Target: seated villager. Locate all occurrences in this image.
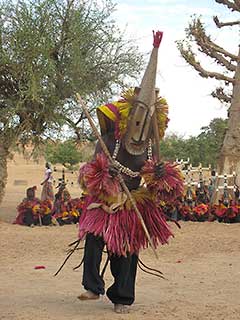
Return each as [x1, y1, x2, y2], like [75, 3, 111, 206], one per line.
[52, 182, 80, 225]
[181, 184, 209, 222]
[184, 184, 196, 206]
[208, 178, 215, 202]
[213, 198, 240, 224]
[180, 185, 195, 221]
[13, 186, 53, 226]
[195, 183, 209, 205]
[173, 197, 184, 221]
[34, 199, 53, 226]
[70, 196, 84, 223]
[192, 203, 209, 222]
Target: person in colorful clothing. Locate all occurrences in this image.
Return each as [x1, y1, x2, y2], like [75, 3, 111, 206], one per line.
[77, 31, 184, 313]
[13, 186, 52, 226]
[13, 186, 41, 226]
[41, 162, 54, 202]
[52, 182, 80, 225]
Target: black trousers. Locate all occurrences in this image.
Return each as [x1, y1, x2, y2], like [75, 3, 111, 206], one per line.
[23, 210, 52, 226]
[23, 209, 34, 226]
[82, 233, 138, 305]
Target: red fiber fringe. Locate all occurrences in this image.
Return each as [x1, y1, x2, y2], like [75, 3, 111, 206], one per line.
[78, 195, 173, 256]
[141, 160, 184, 202]
[79, 153, 120, 197]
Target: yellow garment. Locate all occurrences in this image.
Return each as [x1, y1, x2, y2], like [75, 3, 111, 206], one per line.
[97, 187, 154, 212]
[70, 210, 79, 217]
[32, 205, 40, 213]
[97, 101, 130, 136]
[44, 207, 51, 215]
[62, 211, 69, 217]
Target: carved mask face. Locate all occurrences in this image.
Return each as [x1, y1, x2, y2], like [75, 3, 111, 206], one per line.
[123, 88, 159, 155]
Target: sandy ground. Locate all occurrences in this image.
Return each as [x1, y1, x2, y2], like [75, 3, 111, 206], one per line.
[0, 220, 240, 320]
[1, 155, 240, 319]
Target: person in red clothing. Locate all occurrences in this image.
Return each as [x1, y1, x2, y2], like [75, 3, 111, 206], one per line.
[14, 185, 53, 227]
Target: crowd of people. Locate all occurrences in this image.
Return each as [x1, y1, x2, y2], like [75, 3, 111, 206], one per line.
[13, 163, 84, 227]
[164, 180, 240, 224]
[13, 162, 240, 227]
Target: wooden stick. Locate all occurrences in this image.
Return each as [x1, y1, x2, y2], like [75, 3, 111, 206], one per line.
[38, 213, 42, 226]
[76, 93, 158, 259]
[152, 108, 161, 163]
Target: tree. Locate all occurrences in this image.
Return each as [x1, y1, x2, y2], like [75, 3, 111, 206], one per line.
[160, 118, 227, 167]
[45, 140, 81, 169]
[197, 118, 228, 167]
[159, 133, 187, 162]
[176, 0, 240, 189]
[45, 140, 93, 169]
[0, 0, 144, 203]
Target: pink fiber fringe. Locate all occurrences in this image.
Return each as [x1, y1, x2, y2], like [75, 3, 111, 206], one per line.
[78, 195, 173, 256]
[141, 159, 184, 202]
[79, 153, 120, 198]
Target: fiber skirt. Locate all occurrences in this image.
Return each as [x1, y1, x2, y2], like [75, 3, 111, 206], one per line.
[78, 195, 173, 256]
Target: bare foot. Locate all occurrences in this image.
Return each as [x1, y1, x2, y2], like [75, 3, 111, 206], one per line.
[114, 304, 130, 314]
[77, 290, 100, 301]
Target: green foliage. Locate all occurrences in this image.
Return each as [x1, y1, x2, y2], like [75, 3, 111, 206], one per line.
[0, 0, 144, 146]
[45, 140, 94, 168]
[159, 134, 187, 161]
[197, 118, 227, 166]
[45, 140, 81, 168]
[160, 118, 227, 167]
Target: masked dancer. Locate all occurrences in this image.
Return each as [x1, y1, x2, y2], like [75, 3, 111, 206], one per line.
[77, 31, 184, 314]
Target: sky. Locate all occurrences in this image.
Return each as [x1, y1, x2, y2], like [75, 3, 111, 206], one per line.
[112, 0, 239, 137]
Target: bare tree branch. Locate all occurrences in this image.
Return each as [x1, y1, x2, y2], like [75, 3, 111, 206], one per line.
[215, 0, 240, 12]
[209, 42, 238, 62]
[64, 117, 83, 141]
[187, 18, 238, 62]
[177, 42, 235, 83]
[189, 61, 234, 83]
[213, 16, 240, 27]
[211, 87, 232, 103]
[74, 112, 84, 126]
[198, 42, 237, 72]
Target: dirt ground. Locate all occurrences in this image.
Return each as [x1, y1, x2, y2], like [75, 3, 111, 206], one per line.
[1, 155, 240, 320]
[0, 220, 240, 320]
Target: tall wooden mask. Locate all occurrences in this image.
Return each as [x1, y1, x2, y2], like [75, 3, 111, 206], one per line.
[124, 31, 163, 155]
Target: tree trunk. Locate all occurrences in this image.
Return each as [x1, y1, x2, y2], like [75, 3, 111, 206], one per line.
[215, 47, 240, 198]
[0, 137, 10, 205]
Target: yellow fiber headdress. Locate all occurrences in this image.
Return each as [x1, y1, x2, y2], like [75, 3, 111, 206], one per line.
[97, 88, 169, 140]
